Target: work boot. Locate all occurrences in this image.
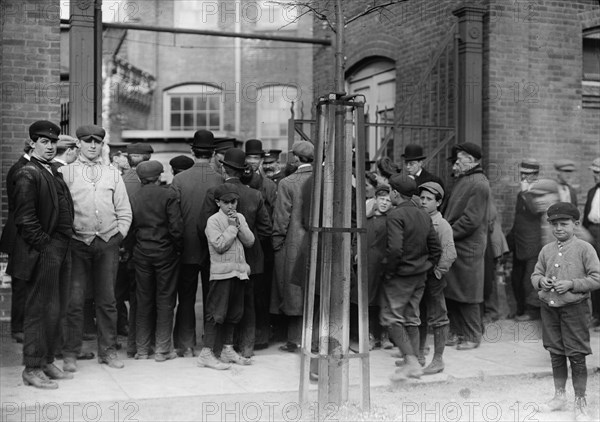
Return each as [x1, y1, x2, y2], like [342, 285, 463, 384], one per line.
[539, 390, 567, 412]
[220, 345, 252, 365]
[43, 363, 73, 380]
[63, 357, 77, 373]
[389, 355, 423, 382]
[197, 348, 231, 370]
[22, 368, 58, 389]
[574, 396, 590, 421]
[154, 351, 178, 362]
[423, 356, 445, 375]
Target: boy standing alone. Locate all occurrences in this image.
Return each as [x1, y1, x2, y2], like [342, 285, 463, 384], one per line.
[531, 202, 600, 421]
[199, 184, 255, 370]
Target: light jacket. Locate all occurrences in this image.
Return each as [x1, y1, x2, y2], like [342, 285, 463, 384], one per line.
[205, 210, 255, 281]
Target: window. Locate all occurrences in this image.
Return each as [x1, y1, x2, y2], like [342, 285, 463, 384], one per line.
[256, 85, 298, 148]
[174, 0, 219, 29]
[583, 29, 600, 109]
[254, 1, 298, 30]
[164, 84, 223, 131]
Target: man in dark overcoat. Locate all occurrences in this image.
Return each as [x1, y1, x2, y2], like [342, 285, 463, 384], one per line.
[443, 143, 491, 350]
[199, 148, 272, 357]
[270, 141, 314, 352]
[170, 130, 223, 357]
[12, 120, 74, 388]
[0, 141, 32, 344]
[402, 144, 444, 191]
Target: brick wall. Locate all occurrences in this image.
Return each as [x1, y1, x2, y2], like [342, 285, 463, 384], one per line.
[1, 0, 61, 228]
[313, 0, 600, 232]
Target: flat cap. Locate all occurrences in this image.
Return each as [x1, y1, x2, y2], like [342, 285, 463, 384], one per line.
[547, 201, 580, 222]
[136, 160, 163, 179]
[528, 178, 558, 195]
[214, 183, 240, 202]
[374, 185, 391, 196]
[388, 174, 417, 196]
[590, 157, 600, 172]
[263, 149, 282, 163]
[419, 181, 445, 200]
[169, 155, 194, 172]
[454, 142, 482, 160]
[76, 125, 105, 142]
[127, 142, 154, 155]
[57, 135, 78, 149]
[291, 141, 314, 160]
[29, 120, 60, 141]
[519, 158, 540, 174]
[554, 159, 576, 172]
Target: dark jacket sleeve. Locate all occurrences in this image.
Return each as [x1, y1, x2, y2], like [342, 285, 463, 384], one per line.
[385, 211, 404, 273]
[426, 223, 442, 267]
[167, 189, 184, 252]
[13, 166, 51, 250]
[255, 193, 273, 239]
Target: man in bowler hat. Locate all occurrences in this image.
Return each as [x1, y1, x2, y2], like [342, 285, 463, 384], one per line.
[13, 120, 75, 388]
[171, 129, 223, 357]
[402, 144, 444, 190]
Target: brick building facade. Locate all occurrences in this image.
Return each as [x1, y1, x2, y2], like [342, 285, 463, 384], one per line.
[313, 0, 600, 230]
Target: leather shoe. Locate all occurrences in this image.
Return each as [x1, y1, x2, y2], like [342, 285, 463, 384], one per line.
[11, 332, 24, 343]
[456, 341, 480, 351]
[63, 357, 77, 373]
[44, 363, 73, 380]
[23, 368, 58, 389]
[279, 342, 299, 353]
[99, 353, 125, 369]
[155, 351, 178, 362]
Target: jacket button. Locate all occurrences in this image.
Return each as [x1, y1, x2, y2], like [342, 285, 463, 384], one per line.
[550, 300, 555, 305]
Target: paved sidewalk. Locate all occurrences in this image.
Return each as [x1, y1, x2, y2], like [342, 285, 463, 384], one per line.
[1, 319, 599, 421]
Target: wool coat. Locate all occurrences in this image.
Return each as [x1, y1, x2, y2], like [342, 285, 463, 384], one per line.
[0, 155, 30, 255]
[443, 165, 491, 304]
[270, 165, 313, 316]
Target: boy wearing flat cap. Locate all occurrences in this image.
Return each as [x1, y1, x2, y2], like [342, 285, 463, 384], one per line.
[554, 159, 578, 206]
[128, 161, 183, 362]
[382, 174, 441, 381]
[200, 183, 255, 370]
[531, 202, 600, 420]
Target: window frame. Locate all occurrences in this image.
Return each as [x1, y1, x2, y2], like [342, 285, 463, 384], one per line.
[163, 83, 224, 131]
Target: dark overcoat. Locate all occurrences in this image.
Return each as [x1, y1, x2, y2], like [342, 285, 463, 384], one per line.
[443, 166, 490, 304]
[0, 155, 30, 255]
[270, 165, 313, 315]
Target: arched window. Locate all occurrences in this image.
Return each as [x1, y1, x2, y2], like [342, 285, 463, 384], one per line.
[256, 85, 298, 149]
[163, 83, 223, 131]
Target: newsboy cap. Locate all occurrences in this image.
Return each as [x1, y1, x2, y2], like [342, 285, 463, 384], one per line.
[127, 142, 154, 155]
[214, 183, 240, 202]
[192, 130, 215, 150]
[554, 159, 576, 172]
[419, 181, 445, 200]
[453, 142, 482, 160]
[388, 174, 417, 196]
[76, 125, 105, 142]
[374, 185, 391, 196]
[590, 158, 600, 172]
[546, 201, 580, 222]
[528, 179, 558, 195]
[169, 155, 194, 172]
[291, 141, 314, 160]
[29, 120, 60, 141]
[56, 135, 78, 153]
[136, 160, 163, 180]
[519, 158, 540, 174]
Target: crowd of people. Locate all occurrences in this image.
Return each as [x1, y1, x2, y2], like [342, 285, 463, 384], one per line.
[1, 120, 599, 421]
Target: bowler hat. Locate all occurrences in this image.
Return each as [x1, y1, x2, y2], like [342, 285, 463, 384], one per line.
[402, 144, 426, 161]
[192, 130, 215, 150]
[519, 158, 540, 174]
[547, 201, 580, 222]
[136, 160, 163, 180]
[419, 181, 445, 200]
[590, 157, 600, 172]
[214, 137, 237, 153]
[245, 139, 265, 156]
[220, 148, 247, 171]
[388, 174, 417, 196]
[169, 155, 194, 172]
[214, 183, 240, 202]
[76, 125, 105, 142]
[291, 141, 314, 160]
[454, 142, 482, 160]
[29, 120, 60, 141]
[554, 159, 576, 172]
[263, 149, 281, 163]
[127, 142, 154, 155]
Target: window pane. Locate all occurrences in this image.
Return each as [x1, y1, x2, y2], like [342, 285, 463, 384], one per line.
[183, 113, 193, 127]
[208, 96, 219, 110]
[183, 97, 194, 110]
[171, 114, 181, 128]
[171, 97, 180, 111]
[195, 96, 207, 110]
[196, 113, 207, 126]
[209, 113, 220, 128]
